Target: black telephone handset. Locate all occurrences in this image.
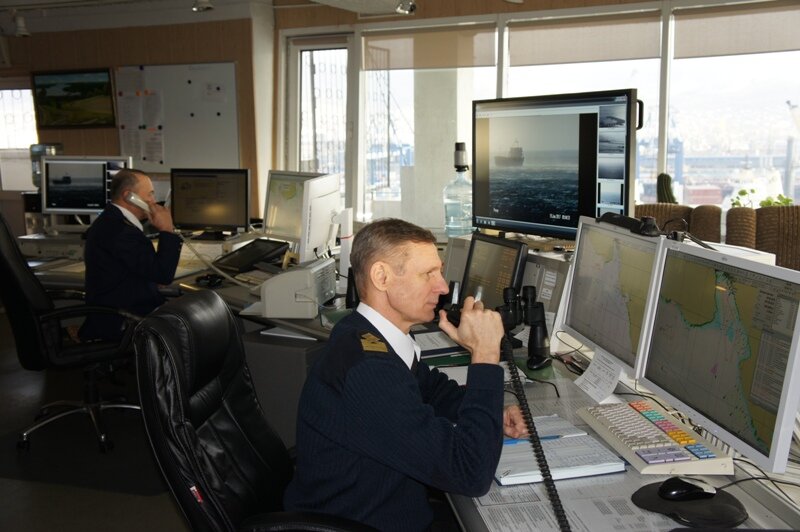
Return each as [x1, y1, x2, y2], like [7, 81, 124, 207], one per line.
[446, 290, 571, 531]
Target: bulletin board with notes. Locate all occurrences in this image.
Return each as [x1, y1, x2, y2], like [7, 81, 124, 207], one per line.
[114, 62, 239, 173]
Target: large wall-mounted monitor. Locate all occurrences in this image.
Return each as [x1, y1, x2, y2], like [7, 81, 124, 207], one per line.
[31, 69, 116, 128]
[41, 155, 132, 216]
[472, 88, 639, 239]
[557, 216, 666, 378]
[170, 168, 250, 240]
[459, 232, 529, 312]
[263, 170, 342, 263]
[638, 240, 800, 473]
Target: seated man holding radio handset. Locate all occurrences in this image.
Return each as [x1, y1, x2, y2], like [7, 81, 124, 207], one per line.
[79, 168, 182, 342]
[284, 218, 527, 532]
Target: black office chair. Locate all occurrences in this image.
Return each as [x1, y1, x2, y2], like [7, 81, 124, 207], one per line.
[133, 290, 376, 532]
[0, 211, 140, 452]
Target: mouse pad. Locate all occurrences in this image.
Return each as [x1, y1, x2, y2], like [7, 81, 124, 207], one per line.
[632, 482, 748, 528]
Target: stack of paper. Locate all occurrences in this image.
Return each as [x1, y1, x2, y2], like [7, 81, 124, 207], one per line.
[495, 415, 625, 485]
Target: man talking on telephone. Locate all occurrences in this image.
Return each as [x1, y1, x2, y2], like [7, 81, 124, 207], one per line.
[79, 168, 181, 342]
[284, 218, 526, 531]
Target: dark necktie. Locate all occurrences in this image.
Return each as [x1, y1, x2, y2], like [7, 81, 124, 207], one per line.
[410, 356, 418, 373]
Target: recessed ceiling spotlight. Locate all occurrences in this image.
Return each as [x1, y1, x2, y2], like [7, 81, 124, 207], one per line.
[395, 1, 416, 15]
[192, 0, 214, 13]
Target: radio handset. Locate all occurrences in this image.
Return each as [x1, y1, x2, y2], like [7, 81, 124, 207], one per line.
[125, 191, 150, 213]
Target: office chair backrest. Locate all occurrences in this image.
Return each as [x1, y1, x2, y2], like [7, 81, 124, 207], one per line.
[134, 290, 294, 532]
[0, 211, 57, 370]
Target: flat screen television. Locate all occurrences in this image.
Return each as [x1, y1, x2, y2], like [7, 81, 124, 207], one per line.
[41, 155, 132, 216]
[472, 88, 639, 239]
[31, 69, 116, 128]
[170, 168, 251, 240]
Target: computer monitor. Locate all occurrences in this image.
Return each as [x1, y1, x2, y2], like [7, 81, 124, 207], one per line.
[170, 168, 250, 240]
[459, 233, 528, 312]
[558, 216, 666, 378]
[638, 240, 800, 473]
[472, 88, 638, 239]
[41, 155, 132, 215]
[263, 170, 342, 263]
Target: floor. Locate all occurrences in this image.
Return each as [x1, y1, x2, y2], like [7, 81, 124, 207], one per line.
[0, 306, 188, 531]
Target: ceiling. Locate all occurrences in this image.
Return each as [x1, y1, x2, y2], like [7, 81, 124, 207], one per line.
[0, 0, 405, 14]
[311, 0, 402, 16]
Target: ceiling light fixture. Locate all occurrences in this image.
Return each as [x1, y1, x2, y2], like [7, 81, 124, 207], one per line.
[395, 1, 416, 15]
[192, 0, 214, 13]
[12, 10, 30, 38]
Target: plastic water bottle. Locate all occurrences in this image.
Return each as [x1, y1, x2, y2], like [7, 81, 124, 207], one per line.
[443, 142, 474, 238]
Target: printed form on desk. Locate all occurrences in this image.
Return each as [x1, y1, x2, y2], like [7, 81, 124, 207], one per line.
[474, 472, 675, 532]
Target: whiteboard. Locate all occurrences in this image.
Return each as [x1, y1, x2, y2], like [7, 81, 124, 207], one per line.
[114, 63, 239, 173]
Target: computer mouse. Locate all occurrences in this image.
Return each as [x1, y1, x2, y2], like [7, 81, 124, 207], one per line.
[658, 476, 717, 501]
[195, 273, 224, 288]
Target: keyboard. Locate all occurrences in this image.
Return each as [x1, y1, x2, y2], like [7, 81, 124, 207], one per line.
[578, 400, 734, 475]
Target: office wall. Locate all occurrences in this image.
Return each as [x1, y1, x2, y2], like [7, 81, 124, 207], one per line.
[2, 18, 263, 214]
[273, 0, 644, 29]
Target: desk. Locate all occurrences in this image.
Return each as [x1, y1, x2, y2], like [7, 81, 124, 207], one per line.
[448, 360, 800, 531]
[28, 259, 800, 529]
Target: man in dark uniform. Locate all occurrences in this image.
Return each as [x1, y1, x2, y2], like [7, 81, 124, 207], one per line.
[79, 168, 181, 341]
[285, 218, 526, 531]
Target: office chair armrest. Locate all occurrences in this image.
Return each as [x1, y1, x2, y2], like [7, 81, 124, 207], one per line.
[46, 289, 86, 301]
[40, 304, 143, 324]
[239, 511, 378, 532]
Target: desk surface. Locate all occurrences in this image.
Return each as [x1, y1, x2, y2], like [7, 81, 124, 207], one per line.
[449, 362, 800, 531]
[29, 258, 800, 530]
[32, 258, 334, 342]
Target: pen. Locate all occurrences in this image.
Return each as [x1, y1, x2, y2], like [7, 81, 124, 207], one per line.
[503, 435, 562, 445]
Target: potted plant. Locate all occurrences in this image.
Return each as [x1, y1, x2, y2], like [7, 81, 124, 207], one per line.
[726, 189, 758, 249]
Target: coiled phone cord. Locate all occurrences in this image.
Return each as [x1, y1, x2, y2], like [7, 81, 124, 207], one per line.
[501, 336, 572, 532]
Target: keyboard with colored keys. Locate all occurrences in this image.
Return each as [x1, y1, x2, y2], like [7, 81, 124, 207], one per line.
[578, 400, 734, 475]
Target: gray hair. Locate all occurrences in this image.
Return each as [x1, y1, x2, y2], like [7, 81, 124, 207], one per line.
[350, 218, 436, 297]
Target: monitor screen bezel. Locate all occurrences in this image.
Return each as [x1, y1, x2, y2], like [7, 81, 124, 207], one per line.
[636, 240, 800, 473]
[472, 88, 637, 239]
[41, 155, 132, 216]
[557, 216, 666, 379]
[459, 232, 529, 311]
[170, 168, 251, 234]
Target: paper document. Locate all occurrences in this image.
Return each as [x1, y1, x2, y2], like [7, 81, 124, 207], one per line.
[573, 350, 622, 403]
[495, 416, 624, 485]
[414, 330, 467, 357]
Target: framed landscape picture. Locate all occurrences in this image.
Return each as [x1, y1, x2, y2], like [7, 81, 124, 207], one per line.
[31, 69, 116, 128]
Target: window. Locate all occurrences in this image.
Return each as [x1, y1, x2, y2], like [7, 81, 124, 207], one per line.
[361, 25, 496, 229]
[506, 13, 662, 204]
[298, 48, 348, 175]
[670, 2, 800, 207]
[0, 88, 37, 149]
[285, 35, 349, 212]
[281, 1, 800, 235]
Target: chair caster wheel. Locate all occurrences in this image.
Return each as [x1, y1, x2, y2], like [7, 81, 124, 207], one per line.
[17, 439, 30, 451]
